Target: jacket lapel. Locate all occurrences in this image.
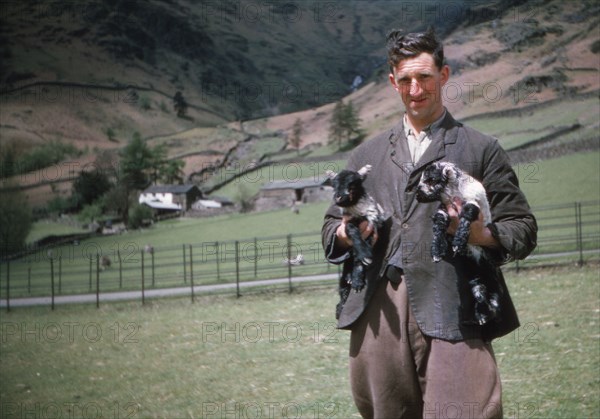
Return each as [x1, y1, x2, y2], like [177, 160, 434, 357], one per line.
[414, 112, 459, 171]
[403, 113, 461, 219]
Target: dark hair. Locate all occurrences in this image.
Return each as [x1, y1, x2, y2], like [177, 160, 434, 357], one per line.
[386, 27, 444, 73]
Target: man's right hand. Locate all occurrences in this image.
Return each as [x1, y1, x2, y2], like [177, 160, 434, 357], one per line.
[335, 216, 377, 248]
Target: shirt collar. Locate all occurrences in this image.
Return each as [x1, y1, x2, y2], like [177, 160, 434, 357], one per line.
[403, 108, 447, 137]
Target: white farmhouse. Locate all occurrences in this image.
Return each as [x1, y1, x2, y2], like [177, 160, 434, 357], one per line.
[138, 184, 203, 212]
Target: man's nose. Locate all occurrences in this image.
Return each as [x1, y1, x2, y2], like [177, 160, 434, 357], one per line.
[409, 79, 422, 96]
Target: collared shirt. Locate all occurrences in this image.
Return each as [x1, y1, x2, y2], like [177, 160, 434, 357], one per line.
[403, 109, 447, 163]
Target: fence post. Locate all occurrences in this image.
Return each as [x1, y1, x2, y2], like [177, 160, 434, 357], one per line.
[216, 241, 221, 281]
[254, 237, 258, 278]
[577, 202, 584, 266]
[58, 255, 62, 294]
[151, 250, 155, 287]
[235, 241, 240, 298]
[50, 257, 55, 311]
[189, 244, 194, 303]
[182, 244, 187, 284]
[28, 264, 31, 294]
[141, 250, 145, 305]
[118, 249, 123, 289]
[5, 260, 9, 313]
[287, 234, 293, 293]
[96, 253, 100, 309]
[89, 257, 93, 291]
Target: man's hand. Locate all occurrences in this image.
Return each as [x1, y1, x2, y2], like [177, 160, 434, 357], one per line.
[446, 198, 499, 249]
[335, 216, 378, 249]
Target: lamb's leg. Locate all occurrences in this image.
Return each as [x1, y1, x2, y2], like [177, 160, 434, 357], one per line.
[346, 223, 373, 265]
[469, 278, 491, 325]
[431, 205, 450, 262]
[452, 202, 480, 256]
[350, 258, 366, 292]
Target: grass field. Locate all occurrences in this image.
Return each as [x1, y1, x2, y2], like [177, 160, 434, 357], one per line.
[465, 96, 599, 151]
[1, 264, 598, 418]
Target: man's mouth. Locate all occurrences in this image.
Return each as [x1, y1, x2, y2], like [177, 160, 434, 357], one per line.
[410, 97, 427, 105]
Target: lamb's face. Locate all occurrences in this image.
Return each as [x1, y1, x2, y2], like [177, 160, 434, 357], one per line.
[331, 170, 366, 207]
[416, 162, 453, 202]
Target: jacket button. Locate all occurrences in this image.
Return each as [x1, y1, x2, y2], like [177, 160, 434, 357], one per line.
[402, 223, 409, 229]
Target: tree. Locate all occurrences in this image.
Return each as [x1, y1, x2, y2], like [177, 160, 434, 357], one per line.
[0, 143, 16, 178]
[328, 101, 345, 149]
[159, 159, 186, 184]
[290, 118, 303, 155]
[0, 186, 33, 256]
[120, 132, 155, 191]
[342, 101, 365, 143]
[173, 91, 188, 118]
[328, 100, 365, 149]
[110, 133, 186, 223]
[72, 170, 112, 209]
[111, 132, 155, 223]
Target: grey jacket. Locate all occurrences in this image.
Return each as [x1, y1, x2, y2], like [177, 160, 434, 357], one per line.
[322, 112, 537, 341]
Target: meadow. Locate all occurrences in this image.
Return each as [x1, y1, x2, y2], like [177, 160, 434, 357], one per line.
[3, 138, 598, 418]
[0, 264, 598, 418]
[6, 149, 598, 302]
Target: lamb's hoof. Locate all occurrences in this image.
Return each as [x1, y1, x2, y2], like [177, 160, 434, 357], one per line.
[452, 246, 466, 256]
[352, 284, 364, 293]
[475, 313, 489, 326]
[432, 256, 442, 263]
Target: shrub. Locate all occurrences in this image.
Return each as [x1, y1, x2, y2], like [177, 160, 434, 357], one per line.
[77, 203, 104, 224]
[0, 186, 33, 256]
[11, 141, 81, 175]
[127, 204, 153, 229]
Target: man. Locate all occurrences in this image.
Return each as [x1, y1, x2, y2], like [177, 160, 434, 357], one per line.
[321, 28, 537, 418]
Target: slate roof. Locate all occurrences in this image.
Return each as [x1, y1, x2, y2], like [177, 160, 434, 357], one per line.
[142, 184, 200, 195]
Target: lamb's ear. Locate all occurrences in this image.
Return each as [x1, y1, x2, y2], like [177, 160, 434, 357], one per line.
[357, 164, 372, 178]
[325, 170, 337, 180]
[441, 163, 457, 181]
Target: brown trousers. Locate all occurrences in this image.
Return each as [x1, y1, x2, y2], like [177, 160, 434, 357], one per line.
[349, 279, 502, 419]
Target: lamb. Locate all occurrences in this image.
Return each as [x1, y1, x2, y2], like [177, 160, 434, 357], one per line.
[416, 161, 502, 326]
[326, 165, 385, 317]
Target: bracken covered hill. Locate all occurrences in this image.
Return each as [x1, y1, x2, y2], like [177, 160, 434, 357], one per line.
[0, 0, 598, 209]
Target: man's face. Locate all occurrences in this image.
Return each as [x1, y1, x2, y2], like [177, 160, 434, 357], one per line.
[389, 52, 449, 129]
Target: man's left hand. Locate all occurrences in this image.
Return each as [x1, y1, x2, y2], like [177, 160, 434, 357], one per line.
[446, 198, 500, 249]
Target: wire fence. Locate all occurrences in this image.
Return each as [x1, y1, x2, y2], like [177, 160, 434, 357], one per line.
[1, 201, 599, 310]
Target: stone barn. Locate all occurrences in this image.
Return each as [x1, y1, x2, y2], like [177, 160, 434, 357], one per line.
[254, 178, 332, 212]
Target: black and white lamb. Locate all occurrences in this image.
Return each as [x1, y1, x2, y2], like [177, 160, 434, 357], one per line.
[326, 165, 384, 315]
[416, 161, 503, 326]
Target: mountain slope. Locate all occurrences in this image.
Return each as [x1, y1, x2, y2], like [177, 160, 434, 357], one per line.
[259, 0, 599, 148]
[1, 0, 598, 209]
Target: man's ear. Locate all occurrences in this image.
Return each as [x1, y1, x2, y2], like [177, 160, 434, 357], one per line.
[439, 64, 450, 87]
[389, 72, 400, 92]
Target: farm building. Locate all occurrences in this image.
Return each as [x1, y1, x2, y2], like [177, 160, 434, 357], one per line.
[139, 184, 203, 212]
[254, 178, 332, 211]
